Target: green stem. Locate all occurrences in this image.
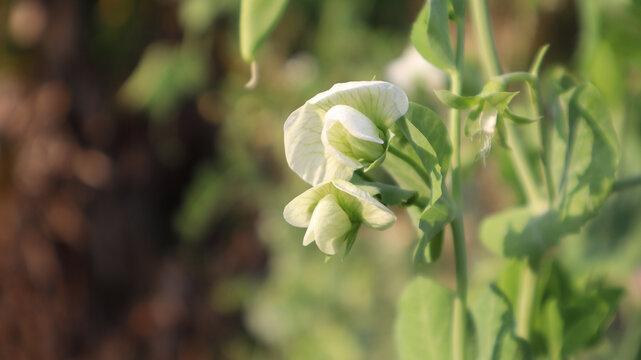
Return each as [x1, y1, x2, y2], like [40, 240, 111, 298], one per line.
[470, 0, 543, 342]
[515, 260, 537, 339]
[504, 124, 543, 205]
[470, 0, 542, 206]
[450, 15, 468, 360]
[470, 0, 502, 78]
[612, 174, 641, 192]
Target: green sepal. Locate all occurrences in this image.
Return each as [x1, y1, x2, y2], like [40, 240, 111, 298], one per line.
[435, 89, 481, 109]
[464, 105, 483, 137]
[480, 91, 519, 112]
[504, 108, 541, 124]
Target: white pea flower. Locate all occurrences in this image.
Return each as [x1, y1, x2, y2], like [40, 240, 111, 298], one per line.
[283, 179, 396, 255]
[284, 81, 409, 185]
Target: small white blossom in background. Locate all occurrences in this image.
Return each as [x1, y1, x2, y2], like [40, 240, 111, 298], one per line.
[283, 179, 396, 255]
[284, 81, 408, 186]
[384, 45, 447, 94]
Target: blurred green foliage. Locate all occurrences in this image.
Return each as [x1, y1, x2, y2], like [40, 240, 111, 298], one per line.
[111, 0, 641, 358]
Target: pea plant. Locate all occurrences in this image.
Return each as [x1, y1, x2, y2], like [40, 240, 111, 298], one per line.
[240, 0, 641, 358]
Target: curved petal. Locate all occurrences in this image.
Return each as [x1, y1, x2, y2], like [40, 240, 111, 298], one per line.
[309, 81, 409, 128]
[332, 179, 396, 230]
[306, 194, 353, 255]
[284, 103, 355, 185]
[283, 182, 334, 227]
[325, 105, 384, 143]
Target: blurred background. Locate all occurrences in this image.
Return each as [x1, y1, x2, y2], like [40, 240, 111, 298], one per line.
[0, 0, 640, 358]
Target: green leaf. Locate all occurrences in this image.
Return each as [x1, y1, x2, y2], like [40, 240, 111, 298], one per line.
[532, 261, 623, 358]
[411, 0, 455, 71]
[395, 277, 456, 360]
[503, 108, 541, 124]
[404, 102, 452, 172]
[412, 188, 455, 263]
[480, 83, 618, 258]
[239, 0, 289, 62]
[449, 0, 466, 21]
[472, 285, 533, 360]
[419, 188, 455, 244]
[539, 299, 563, 360]
[352, 180, 418, 206]
[384, 138, 431, 201]
[395, 116, 443, 203]
[435, 89, 481, 109]
[529, 44, 550, 76]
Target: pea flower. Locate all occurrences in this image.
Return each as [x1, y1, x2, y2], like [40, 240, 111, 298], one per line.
[284, 81, 409, 185]
[283, 179, 396, 255]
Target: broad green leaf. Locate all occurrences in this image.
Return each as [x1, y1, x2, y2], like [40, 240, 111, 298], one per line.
[413, 229, 444, 264]
[532, 261, 623, 358]
[239, 0, 289, 62]
[410, 0, 455, 71]
[395, 277, 456, 360]
[395, 102, 451, 204]
[418, 188, 455, 244]
[395, 117, 443, 203]
[480, 83, 618, 258]
[404, 102, 452, 172]
[412, 187, 455, 263]
[560, 283, 622, 356]
[472, 285, 532, 360]
[435, 89, 481, 109]
[384, 137, 431, 201]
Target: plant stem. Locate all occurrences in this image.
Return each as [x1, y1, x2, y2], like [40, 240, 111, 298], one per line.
[470, 0, 543, 342]
[612, 174, 641, 192]
[470, 0, 502, 78]
[470, 0, 542, 206]
[515, 260, 537, 339]
[450, 15, 468, 360]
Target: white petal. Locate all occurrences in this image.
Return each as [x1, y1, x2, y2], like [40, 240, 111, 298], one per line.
[284, 103, 355, 185]
[307, 194, 353, 255]
[283, 182, 335, 227]
[325, 105, 384, 144]
[309, 81, 409, 128]
[331, 179, 396, 230]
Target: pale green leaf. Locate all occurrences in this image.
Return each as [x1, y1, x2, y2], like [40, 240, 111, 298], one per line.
[395, 277, 456, 360]
[410, 0, 455, 71]
[239, 0, 289, 62]
[480, 83, 618, 258]
[472, 285, 532, 360]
